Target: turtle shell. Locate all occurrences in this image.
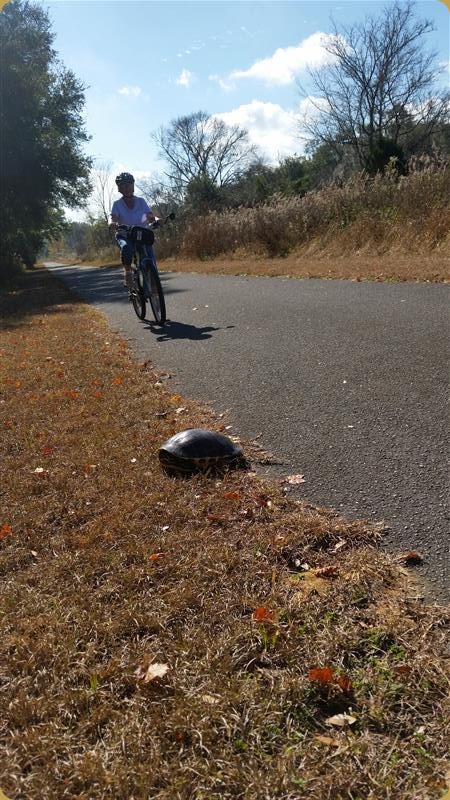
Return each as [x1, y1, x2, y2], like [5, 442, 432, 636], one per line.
[158, 428, 245, 475]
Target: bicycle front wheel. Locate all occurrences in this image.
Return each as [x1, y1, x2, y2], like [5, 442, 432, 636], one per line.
[142, 259, 166, 325]
[131, 271, 146, 320]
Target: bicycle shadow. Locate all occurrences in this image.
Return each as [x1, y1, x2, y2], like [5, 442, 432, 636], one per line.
[144, 319, 234, 341]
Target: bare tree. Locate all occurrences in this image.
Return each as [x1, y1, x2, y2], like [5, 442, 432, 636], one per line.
[300, 1, 449, 171]
[151, 111, 260, 195]
[89, 160, 116, 222]
[137, 174, 181, 217]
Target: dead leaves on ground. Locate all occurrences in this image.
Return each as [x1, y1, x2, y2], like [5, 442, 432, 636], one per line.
[286, 474, 306, 485]
[0, 524, 12, 540]
[325, 712, 357, 727]
[309, 666, 353, 694]
[252, 606, 276, 623]
[135, 661, 169, 684]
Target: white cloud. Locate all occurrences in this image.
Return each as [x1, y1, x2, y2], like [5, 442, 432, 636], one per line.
[215, 100, 303, 164]
[117, 85, 142, 97]
[209, 73, 234, 92]
[176, 68, 194, 88]
[230, 32, 336, 85]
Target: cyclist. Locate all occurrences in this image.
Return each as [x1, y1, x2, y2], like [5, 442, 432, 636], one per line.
[109, 172, 157, 289]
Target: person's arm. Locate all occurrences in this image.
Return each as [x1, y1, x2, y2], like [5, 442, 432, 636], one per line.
[109, 212, 120, 233]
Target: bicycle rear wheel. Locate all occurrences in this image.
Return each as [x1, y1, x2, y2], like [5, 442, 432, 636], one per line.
[142, 259, 166, 325]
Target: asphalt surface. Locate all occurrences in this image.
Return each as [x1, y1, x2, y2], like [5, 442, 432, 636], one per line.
[47, 263, 449, 603]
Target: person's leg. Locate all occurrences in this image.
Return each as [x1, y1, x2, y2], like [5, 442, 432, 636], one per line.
[116, 236, 133, 288]
[143, 244, 156, 267]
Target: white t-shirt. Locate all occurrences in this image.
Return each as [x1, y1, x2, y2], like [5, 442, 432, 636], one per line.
[110, 196, 153, 226]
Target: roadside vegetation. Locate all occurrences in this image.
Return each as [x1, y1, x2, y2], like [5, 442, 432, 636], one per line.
[1, 268, 449, 799]
[50, 156, 450, 282]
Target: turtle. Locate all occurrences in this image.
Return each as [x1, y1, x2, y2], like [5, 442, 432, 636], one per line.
[158, 428, 247, 476]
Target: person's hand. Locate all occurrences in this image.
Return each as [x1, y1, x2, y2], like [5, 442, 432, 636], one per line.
[109, 222, 118, 234]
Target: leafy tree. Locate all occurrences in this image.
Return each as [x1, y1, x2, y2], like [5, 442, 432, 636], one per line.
[300, 0, 449, 173]
[0, 0, 91, 270]
[184, 174, 224, 214]
[151, 111, 259, 200]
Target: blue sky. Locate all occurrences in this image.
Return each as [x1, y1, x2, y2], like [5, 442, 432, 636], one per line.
[42, 0, 449, 214]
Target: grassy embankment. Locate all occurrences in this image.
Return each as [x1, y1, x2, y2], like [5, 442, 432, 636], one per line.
[66, 159, 450, 282]
[0, 268, 449, 799]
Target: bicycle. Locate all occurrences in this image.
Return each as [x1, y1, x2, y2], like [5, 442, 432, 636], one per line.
[117, 213, 175, 325]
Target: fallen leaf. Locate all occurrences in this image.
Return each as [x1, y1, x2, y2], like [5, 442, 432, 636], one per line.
[41, 446, 54, 456]
[33, 467, 46, 474]
[148, 553, 165, 561]
[206, 513, 228, 522]
[309, 667, 334, 685]
[223, 491, 241, 500]
[403, 550, 423, 565]
[0, 524, 12, 540]
[135, 662, 169, 683]
[175, 407, 186, 414]
[331, 540, 346, 553]
[252, 607, 275, 623]
[315, 735, 340, 747]
[315, 565, 339, 579]
[325, 713, 357, 727]
[202, 693, 220, 705]
[113, 376, 122, 385]
[335, 674, 353, 692]
[394, 665, 412, 676]
[169, 394, 183, 403]
[286, 474, 306, 484]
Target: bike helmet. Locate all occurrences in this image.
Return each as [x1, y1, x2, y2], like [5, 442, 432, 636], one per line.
[115, 172, 135, 186]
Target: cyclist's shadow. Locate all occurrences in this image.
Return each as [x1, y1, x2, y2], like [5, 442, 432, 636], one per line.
[145, 319, 234, 341]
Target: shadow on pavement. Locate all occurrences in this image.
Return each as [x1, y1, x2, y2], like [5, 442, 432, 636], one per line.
[55, 267, 186, 304]
[145, 319, 234, 341]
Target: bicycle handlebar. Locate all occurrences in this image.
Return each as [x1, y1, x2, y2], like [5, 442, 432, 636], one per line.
[115, 212, 175, 235]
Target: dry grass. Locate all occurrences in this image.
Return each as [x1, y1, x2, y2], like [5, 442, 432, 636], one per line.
[175, 159, 450, 263]
[1, 269, 449, 800]
[159, 251, 449, 283]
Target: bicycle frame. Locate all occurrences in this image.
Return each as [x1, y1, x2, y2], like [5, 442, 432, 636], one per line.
[116, 214, 174, 325]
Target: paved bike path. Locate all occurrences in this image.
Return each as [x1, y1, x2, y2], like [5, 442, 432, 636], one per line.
[48, 264, 449, 602]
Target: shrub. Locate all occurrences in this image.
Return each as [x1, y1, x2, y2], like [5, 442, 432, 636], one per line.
[176, 158, 450, 259]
